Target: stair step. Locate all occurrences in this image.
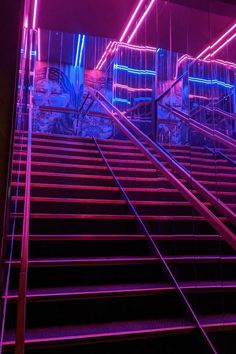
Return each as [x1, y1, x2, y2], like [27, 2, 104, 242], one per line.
[5, 280, 236, 302]
[3, 314, 236, 349]
[6, 255, 236, 268]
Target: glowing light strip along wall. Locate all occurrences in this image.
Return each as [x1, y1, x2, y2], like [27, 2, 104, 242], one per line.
[114, 64, 156, 75]
[188, 77, 234, 89]
[117, 42, 156, 52]
[204, 33, 236, 60]
[127, 0, 156, 43]
[114, 83, 153, 92]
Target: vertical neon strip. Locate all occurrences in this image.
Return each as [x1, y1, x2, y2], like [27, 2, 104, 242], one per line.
[75, 34, 81, 67]
[127, 0, 156, 43]
[37, 28, 41, 61]
[32, 0, 38, 29]
[79, 35, 85, 67]
[119, 0, 145, 41]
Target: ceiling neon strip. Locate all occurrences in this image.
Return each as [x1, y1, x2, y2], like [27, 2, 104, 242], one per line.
[119, 0, 145, 42]
[32, 0, 38, 29]
[197, 22, 236, 60]
[188, 77, 234, 89]
[95, 0, 156, 70]
[114, 64, 156, 75]
[204, 33, 236, 59]
[127, 0, 156, 43]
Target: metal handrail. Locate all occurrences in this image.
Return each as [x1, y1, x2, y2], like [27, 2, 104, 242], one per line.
[160, 104, 236, 150]
[89, 88, 236, 250]
[94, 138, 217, 353]
[193, 105, 236, 123]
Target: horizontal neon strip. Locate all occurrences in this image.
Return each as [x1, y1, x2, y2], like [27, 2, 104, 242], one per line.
[113, 98, 131, 104]
[189, 77, 234, 89]
[114, 83, 153, 92]
[114, 64, 156, 76]
[134, 97, 152, 101]
[117, 42, 156, 53]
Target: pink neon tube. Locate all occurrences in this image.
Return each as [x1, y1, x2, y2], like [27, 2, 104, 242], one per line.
[32, 0, 38, 29]
[127, 0, 156, 43]
[119, 0, 145, 41]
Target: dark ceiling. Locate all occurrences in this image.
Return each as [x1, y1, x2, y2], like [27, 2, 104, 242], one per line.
[37, 0, 236, 57]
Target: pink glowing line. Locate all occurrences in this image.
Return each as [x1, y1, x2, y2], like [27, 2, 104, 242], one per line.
[95, 0, 145, 70]
[127, 0, 156, 44]
[114, 83, 152, 92]
[98, 41, 117, 70]
[196, 46, 211, 59]
[197, 23, 236, 59]
[204, 33, 236, 59]
[211, 23, 236, 49]
[32, 0, 38, 29]
[119, 0, 145, 41]
[37, 28, 41, 60]
[95, 41, 113, 70]
[117, 42, 156, 52]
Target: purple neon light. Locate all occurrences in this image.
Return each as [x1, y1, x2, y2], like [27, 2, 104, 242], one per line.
[197, 23, 236, 60]
[127, 0, 156, 43]
[204, 33, 236, 59]
[119, 0, 145, 42]
[96, 0, 156, 70]
[37, 28, 41, 61]
[32, 0, 38, 29]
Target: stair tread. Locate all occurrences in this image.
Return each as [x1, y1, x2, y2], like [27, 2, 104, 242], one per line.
[7, 254, 236, 267]
[7, 234, 221, 241]
[12, 213, 216, 221]
[6, 279, 236, 300]
[4, 314, 236, 346]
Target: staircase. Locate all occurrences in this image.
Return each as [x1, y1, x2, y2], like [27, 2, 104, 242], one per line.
[2, 130, 236, 353]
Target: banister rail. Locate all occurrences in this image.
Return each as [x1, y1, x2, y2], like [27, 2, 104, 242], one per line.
[159, 104, 236, 150]
[89, 88, 236, 250]
[94, 137, 218, 354]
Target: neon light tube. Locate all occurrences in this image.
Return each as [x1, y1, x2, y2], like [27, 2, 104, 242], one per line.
[74, 34, 81, 67]
[188, 77, 234, 89]
[95, 41, 113, 70]
[32, 0, 38, 29]
[117, 42, 156, 52]
[127, 0, 156, 43]
[196, 46, 211, 59]
[113, 98, 131, 104]
[197, 23, 236, 59]
[37, 28, 41, 61]
[204, 33, 236, 59]
[119, 0, 145, 41]
[114, 83, 152, 92]
[79, 35, 85, 67]
[114, 64, 156, 75]
[211, 23, 236, 49]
